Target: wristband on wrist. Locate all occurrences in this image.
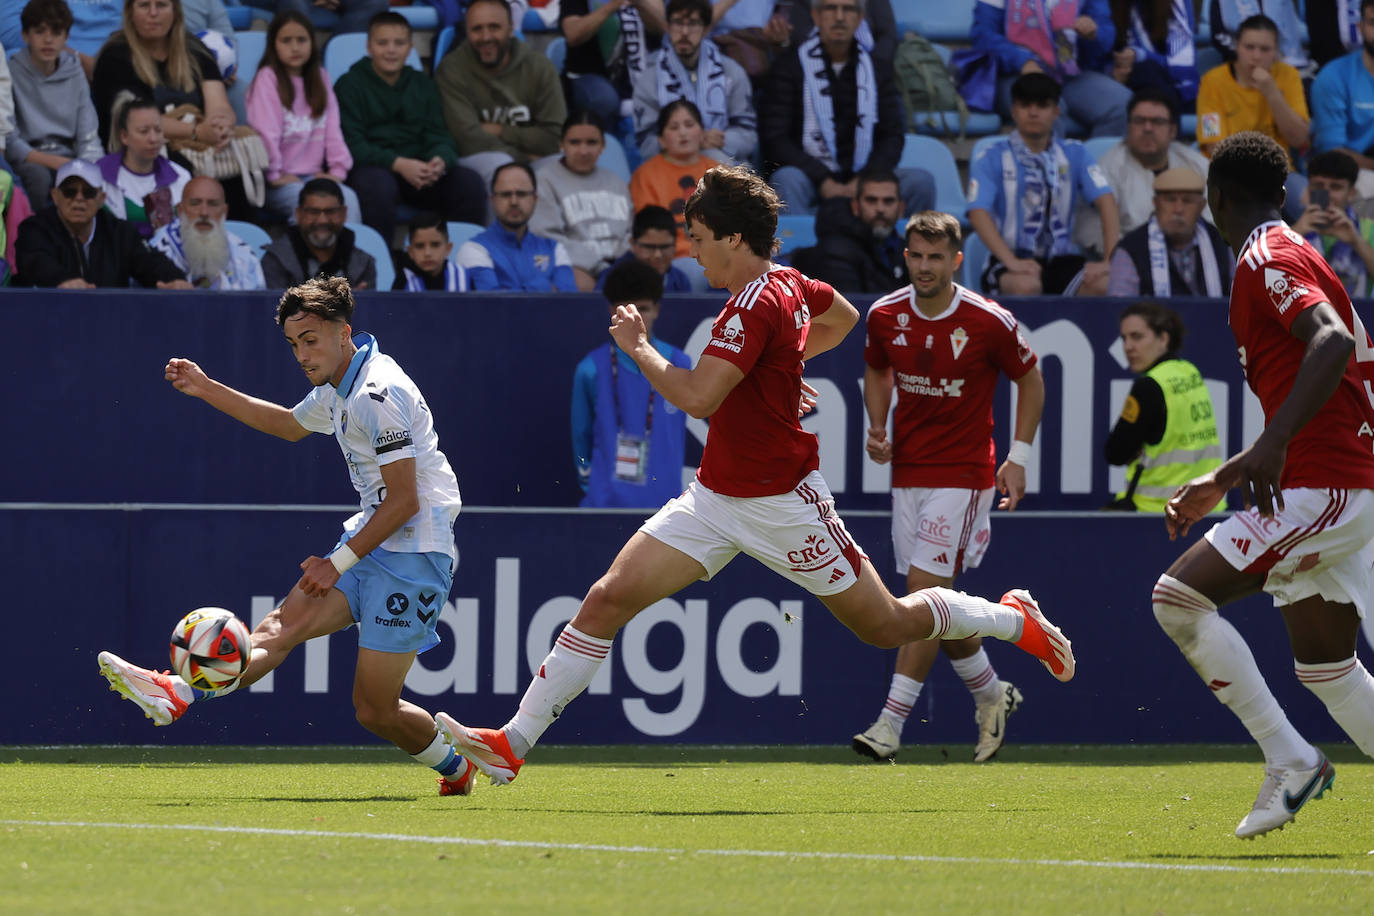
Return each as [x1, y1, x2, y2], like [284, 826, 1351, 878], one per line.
[1006, 440, 1033, 467]
[328, 542, 359, 575]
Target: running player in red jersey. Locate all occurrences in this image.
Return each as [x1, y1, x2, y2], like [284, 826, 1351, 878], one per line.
[1158, 132, 1374, 838]
[433, 166, 1075, 786]
[852, 211, 1045, 764]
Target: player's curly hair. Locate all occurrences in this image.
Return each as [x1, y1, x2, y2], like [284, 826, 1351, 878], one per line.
[1208, 131, 1289, 208]
[683, 164, 780, 258]
[276, 277, 355, 326]
[1120, 301, 1185, 358]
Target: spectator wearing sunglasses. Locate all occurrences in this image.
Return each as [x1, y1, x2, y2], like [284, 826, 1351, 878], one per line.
[14, 158, 189, 288]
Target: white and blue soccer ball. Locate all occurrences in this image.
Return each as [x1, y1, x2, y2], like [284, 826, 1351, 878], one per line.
[196, 29, 237, 83]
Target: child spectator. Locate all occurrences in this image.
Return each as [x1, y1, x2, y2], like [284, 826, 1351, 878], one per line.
[596, 203, 693, 293]
[5, 0, 102, 205]
[531, 110, 634, 291]
[246, 11, 360, 225]
[392, 214, 468, 291]
[571, 257, 691, 508]
[97, 96, 191, 239]
[335, 10, 485, 244]
[628, 98, 712, 260]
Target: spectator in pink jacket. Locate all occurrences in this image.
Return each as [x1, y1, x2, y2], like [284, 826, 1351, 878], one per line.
[245, 10, 360, 223]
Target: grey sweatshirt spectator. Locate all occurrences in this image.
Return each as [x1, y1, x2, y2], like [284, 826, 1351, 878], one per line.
[7, 43, 102, 204]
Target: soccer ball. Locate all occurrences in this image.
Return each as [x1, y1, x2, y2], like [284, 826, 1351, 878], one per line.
[169, 607, 251, 690]
[196, 30, 237, 83]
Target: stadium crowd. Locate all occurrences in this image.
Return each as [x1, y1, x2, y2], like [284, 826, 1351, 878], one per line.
[1, 0, 1373, 300]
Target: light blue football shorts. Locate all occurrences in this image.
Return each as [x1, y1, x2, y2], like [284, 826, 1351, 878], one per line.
[334, 544, 453, 655]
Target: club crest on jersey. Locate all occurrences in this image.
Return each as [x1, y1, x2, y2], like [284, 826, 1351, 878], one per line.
[339, 409, 349, 434]
[1264, 267, 1308, 315]
[709, 313, 746, 354]
[534, 254, 550, 271]
[897, 312, 910, 328]
[950, 327, 968, 359]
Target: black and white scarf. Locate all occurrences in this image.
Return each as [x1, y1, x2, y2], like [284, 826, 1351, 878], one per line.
[799, 28, 874, 174]
[657, 38, 729, 133]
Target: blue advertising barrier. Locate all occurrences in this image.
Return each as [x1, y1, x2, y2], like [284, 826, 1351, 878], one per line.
[2, 505, 1354, 746]
[0, 289, 1321, 511]
[3, 290, 1370, 746]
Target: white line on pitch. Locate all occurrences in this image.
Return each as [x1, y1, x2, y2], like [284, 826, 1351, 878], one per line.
[3, 819, 1371, 878]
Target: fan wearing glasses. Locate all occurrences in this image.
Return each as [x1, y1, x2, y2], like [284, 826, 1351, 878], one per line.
[13, 157, 190, 289]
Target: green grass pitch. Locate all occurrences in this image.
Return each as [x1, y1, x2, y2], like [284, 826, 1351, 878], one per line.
[3, 744, 1372, 914]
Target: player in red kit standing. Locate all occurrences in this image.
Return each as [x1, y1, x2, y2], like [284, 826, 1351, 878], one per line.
[433, 166, 1076, 786]
[1158, 132, 1374, 838]
[852, 212, 1045, 764]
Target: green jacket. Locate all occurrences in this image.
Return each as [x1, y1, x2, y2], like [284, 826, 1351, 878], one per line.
[434, 38, 566, 161]
[334, 58, 459, 169]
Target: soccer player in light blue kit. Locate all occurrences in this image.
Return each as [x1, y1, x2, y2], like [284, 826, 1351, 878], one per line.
[97, 277, 477, 797]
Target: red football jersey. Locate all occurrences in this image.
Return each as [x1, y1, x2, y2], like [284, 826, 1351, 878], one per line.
[1231, 221, 1374, 488]
[696, 266, 835, 497]
[864, 283, 1038, 489]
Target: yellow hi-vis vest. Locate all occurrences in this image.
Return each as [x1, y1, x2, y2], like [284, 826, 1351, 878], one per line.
[1118, 359, 1224, 513]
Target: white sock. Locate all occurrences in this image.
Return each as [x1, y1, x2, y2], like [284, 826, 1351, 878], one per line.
[914, 588, 1020, 642]
[411, 730, 464, 778]
[1153, 575, 1316, 769]
[505, 624, 613, 756]
[949, 647, 1002, 704]
[1296, 656, 1374, 757]
[878, 673, 922, 733]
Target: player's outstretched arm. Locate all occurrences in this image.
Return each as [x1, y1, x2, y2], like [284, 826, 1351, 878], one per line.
[297, 457, 420, 597]
[165, 357, 310, 442]
[610, 303, 746, 417]
[803, 291, 859, 359]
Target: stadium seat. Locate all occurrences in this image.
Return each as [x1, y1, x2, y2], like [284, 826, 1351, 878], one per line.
[225, 219, 272, 257]
[347, 222, 396, 290]
[225, 6, 253, 30]
[1196, 44, 1223, 75]
[961, 231, 990, 292]
[901, 134, 966, 222]
[523, 8, 556, 32]
[323, 33, 424, 86]
[1195, 0, 1211, 44]
[900, 1, 976, 42]
[776, 214, 817, 254]
[599, 133, 632, 183]
[546, 36, 566, 73]
[969, 133, 1003, 168]
[228, 30, 267, 124]
[395, 5, 439, 30]
[673, 255, 709, 292]
[446, 221, 485, 250]
[918, 44, 1003, 137]
[1179, 114, 1197, 139]
[1083, 136, 1121, 162]
[433, 25, 457, 68]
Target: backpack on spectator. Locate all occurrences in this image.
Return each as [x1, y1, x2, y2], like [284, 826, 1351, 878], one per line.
[893, 33, 967, 139]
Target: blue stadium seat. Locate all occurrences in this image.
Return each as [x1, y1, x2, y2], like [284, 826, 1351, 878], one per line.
[228, 30, 267, 124]
[546, 36, 566, 73]
[225, 219, 271, 257]
[1195, 0, 1211, 44]
[446, 221, 485, 250]
[323, 32, 424, 85]
[599, 133, 632, 183]
[969, 133, 1003, 168]
[915, 44, 1004, 137]
[900, 1, 976, 42]
[347, 222, 396, 290]
[961, 231, 990, 292]
[1179, 113, 1197, 139]
[776, 214, 817, 253]
[1083, 136, 1121, 162]
[433, 25, 457, 69]
[900, 134, 966, 222]
[225, 6, 253, 30]
[395, 5, 439, 30]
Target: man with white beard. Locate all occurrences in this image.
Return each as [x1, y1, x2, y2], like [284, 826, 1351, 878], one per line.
[151, 176, 266, 290]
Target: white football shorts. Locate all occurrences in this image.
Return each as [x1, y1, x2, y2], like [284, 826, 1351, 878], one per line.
[891, 486, 996, 578]
[640, 470, 868, 596]
[1204, 487, 1374, 617]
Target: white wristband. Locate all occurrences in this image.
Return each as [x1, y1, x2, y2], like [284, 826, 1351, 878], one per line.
[1006, 440, 1033, 467]
[329, 543, 360, 575]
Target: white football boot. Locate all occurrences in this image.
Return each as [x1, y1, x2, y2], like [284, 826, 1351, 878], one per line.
[973, 681, 1023, 762]
[851, 718, 901, 761]
[1235, 752, 1336, 839]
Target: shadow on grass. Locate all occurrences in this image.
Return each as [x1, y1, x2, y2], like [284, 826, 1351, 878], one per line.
[1151, 852, 1347, 862]
[150, 796, 417, 805]
[2, 744, 1368, 768]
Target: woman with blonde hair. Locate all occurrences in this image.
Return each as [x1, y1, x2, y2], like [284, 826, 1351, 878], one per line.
[92, 0, 237, 158]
